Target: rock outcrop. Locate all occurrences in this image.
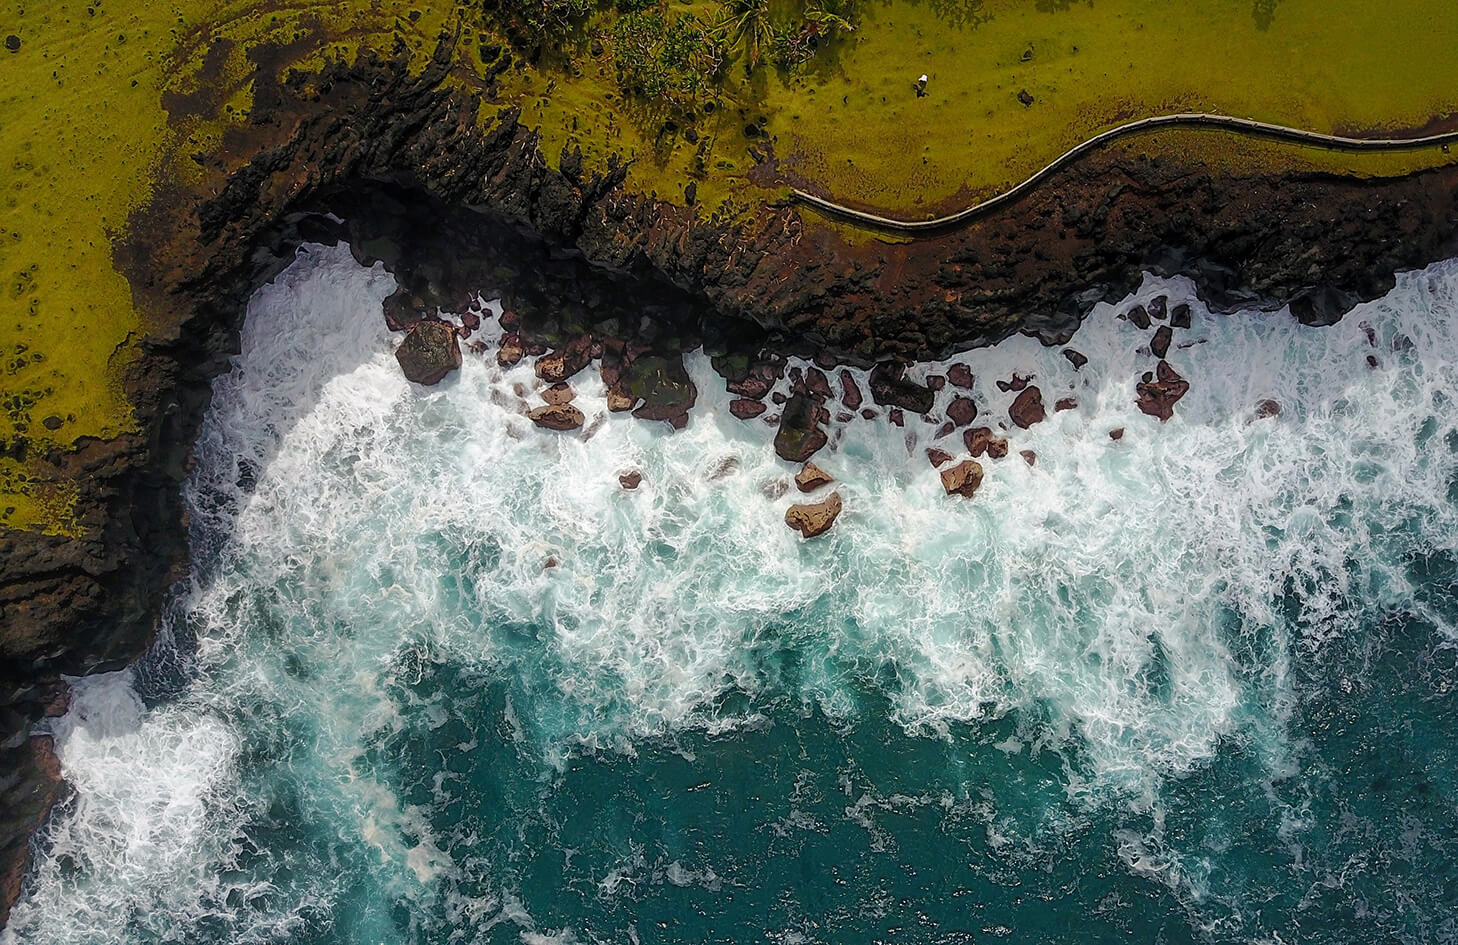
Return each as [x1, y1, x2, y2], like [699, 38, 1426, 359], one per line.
[795, 462, 835, 493]
[940, 460, 985, 498]
[1136, 361, 1190, 421]
[785, 492, 843, 539]
[775, 393, 828, 463]
[528, 404, 585, 431]
[395, 321, 461, 385]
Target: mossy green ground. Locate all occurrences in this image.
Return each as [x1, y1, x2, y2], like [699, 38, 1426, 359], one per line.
[2, 0, 1455, 533]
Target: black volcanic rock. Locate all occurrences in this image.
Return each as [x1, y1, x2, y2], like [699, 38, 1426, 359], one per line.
[868, 362, 934, 414]
[775, 392, 828, 463]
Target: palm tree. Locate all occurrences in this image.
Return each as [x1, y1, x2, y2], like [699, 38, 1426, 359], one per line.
[714, 0, 775, 72]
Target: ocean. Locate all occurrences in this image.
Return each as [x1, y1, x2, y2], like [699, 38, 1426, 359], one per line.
[6, 243, 1457, 944]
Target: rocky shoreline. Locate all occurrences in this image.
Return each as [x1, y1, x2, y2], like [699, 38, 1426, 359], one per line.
[2, 35, 1457, 924]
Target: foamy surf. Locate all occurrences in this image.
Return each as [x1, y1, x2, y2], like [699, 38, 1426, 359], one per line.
[7, 243, 1458, 944]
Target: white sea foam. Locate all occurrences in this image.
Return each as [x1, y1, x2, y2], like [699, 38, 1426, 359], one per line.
[8, 243, 1458, 942]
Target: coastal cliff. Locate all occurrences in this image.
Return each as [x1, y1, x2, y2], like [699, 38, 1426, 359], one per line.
[3, 3, 1458, 924]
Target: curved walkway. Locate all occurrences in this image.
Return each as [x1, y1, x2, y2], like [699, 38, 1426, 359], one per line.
[790, 112, 1458, 235]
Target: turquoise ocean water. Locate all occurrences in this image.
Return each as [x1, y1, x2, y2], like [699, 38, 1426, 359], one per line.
[6, 244, 1458, 944]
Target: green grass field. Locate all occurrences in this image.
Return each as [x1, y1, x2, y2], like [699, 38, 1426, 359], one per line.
[1, 0, 1455, 532]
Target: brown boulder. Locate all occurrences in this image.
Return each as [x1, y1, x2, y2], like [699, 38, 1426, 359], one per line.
[926, 447, 953, 467]
[528, 404, 585, 431]
[1150, 324, 1173, 359]
[1170, 304, 1192, 329]
[535, 334, 594, 383]
[1135, 360, 1190, 421]
[1126, 304, 1151, 329]
[541, 383, 575, 405]
[785, 492, 843, 539]
[1063, 349, 1088, 370]
[1254, 399, 1281, 419]
[607, 389, 637, 412]
[1020, 450, 1037, 466]
[1109, 427, 1125, 441]
[395, 321, 462, 385]
[774, 392, 828, 463]
[964, 426, 1009, 459]
[940, 460, 985, 498]
[947, 363, 974, 389]
[730, 398, 767, 419]
[498, 332, 524, 367]
[947, 396, 978, 427]
[1055, 397, 1077, 412]
[1009, 386, 1046, 428]
[839, 370, 864, 410]
[619, 471, 643, 490]
[795, 462, 835, 493]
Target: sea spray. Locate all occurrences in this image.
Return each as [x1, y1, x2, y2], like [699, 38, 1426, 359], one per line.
[7, 244, 1458, 944]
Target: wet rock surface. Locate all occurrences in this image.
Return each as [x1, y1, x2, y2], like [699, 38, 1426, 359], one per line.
[775, 393, 829, 463]
[794, 462, 835, 493]
[941, 460, 985, 498]
[528, 403, 586, 431]
[1009, 386, 1046, 428]
[395, 321, 461, 385]
[785, 492, 843, 539]
[1136, 360, 1190, 421]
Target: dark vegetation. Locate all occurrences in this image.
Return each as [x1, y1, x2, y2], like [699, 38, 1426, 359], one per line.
[482, 0, 856, 121]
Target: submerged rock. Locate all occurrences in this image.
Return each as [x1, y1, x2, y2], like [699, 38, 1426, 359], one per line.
[940, 460, 984, 498]
[794, 462, 834, 493]
[1254, 398, 1282, 419]
[785, 491, 843, 539]
[527, 403, 585, 431]
[395, 321, 461, 385]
